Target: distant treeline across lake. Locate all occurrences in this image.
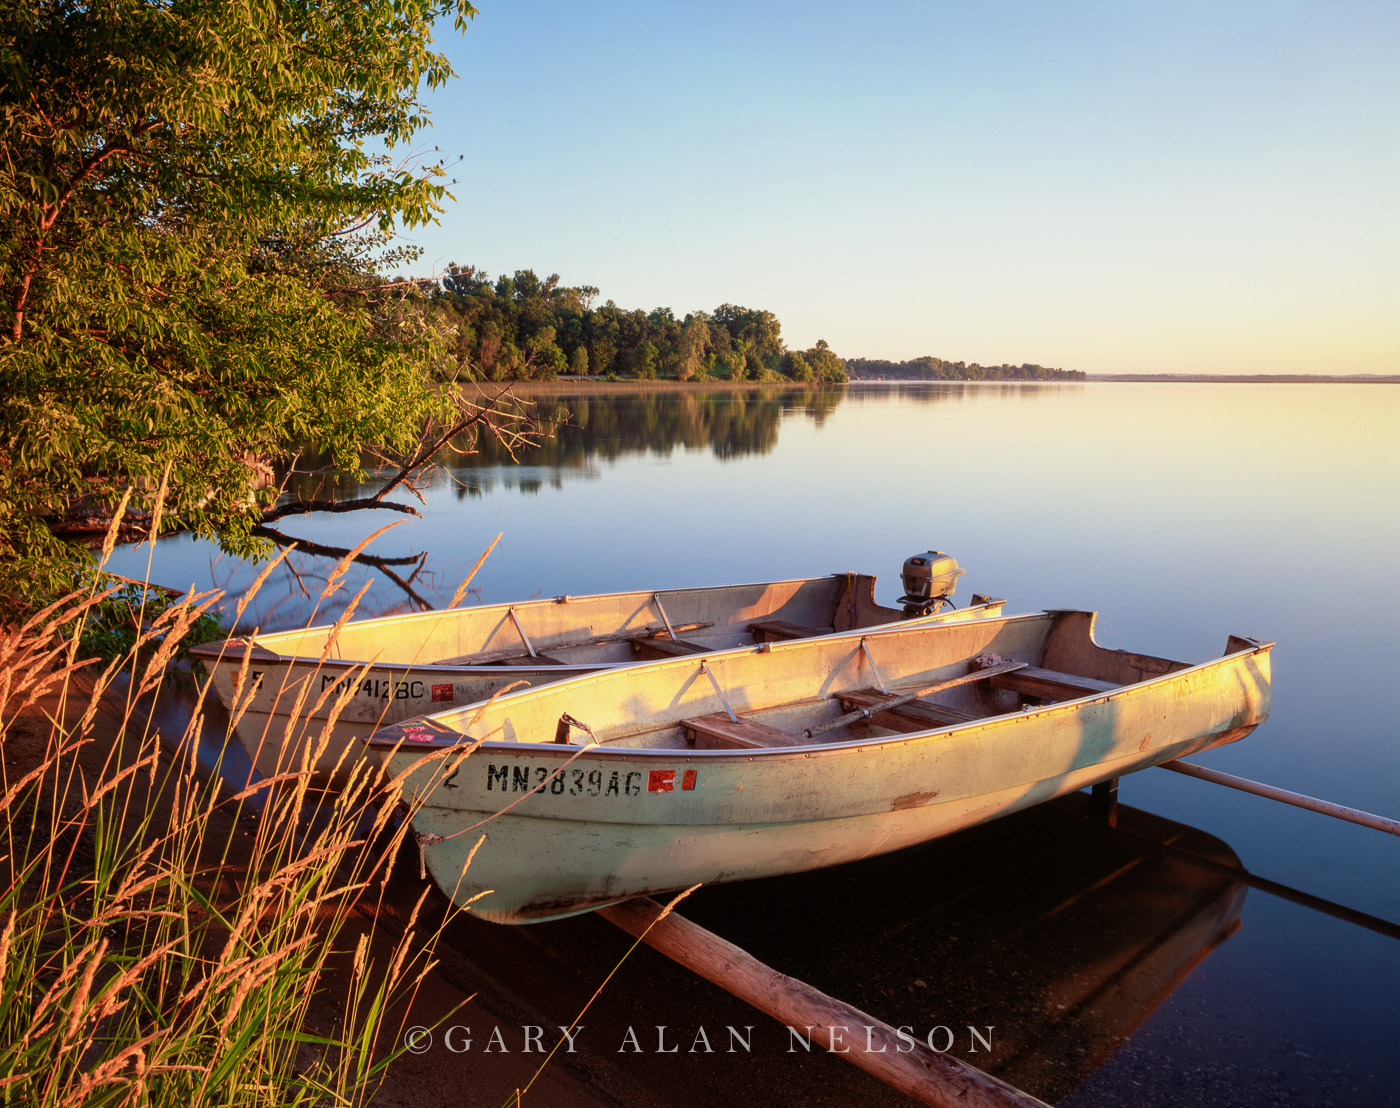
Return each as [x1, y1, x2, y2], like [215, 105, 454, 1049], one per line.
[845, 356, 1085, 381]
[426, 265, 1081, 385]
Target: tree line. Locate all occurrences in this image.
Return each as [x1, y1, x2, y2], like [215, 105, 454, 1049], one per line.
[427, 266, 850, 384]
[845, 357, 1085, 381]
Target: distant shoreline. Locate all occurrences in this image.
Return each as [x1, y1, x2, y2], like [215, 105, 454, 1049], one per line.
[462, 378, 846, 395]
[463, 374, 1399, 394]
[1087, 373, 1399, 383]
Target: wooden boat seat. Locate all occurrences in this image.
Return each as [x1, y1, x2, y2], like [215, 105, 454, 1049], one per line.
[834, 687, 980, 732]
[748, 619, 833, 643]
[988, 666, 1117, 702]
[496, 653, 570, 666]
[681, 712, 813, 750]
[632, 637, 711, 660]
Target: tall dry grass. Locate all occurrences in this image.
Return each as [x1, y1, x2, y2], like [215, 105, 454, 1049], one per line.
[0, 542, 453, 1105]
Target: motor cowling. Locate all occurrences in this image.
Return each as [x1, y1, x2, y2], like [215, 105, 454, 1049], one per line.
[899, 551, 964, 617]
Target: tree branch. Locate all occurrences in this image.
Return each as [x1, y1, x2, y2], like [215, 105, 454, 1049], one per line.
[258, 496, 421, 524]
[251, 525, 433, 609]
[360, 383, 522, 508]
[6, 120, 164, 343]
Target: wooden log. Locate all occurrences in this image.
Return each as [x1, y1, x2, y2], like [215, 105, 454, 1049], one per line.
[1089, 776, 1119, 826]
[835, 688, 979, 732]
[682, 712, 812, 749]
[987, 666, 1116, 702]
[597, 898, 1051, 1108]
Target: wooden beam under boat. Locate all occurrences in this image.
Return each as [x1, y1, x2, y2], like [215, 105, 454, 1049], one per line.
[599, 897, 1052, 1108]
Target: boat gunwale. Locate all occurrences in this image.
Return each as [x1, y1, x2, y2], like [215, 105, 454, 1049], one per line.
[369, 632, 1273, 765]
[193, 656, 607, 677]
[187, 571, 868, 658]
[188, 601, 1005, 673]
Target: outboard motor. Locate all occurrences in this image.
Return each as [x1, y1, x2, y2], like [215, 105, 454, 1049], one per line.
[899, 551, 964, 617]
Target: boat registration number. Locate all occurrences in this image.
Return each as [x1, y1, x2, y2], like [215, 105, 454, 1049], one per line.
[469, 763, 699, 798]
[318, 674, 427, 701]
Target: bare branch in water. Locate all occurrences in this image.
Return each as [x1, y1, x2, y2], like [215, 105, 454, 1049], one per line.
[259, 497, 421, 523]
[251, 526, 433, 610]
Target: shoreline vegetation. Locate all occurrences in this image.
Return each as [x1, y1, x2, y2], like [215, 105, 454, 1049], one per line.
[429, 265, 1089, 386]
[845, 356, 1083, 382]
[430, 266, 850, 385]
[468, 372, 1398, 393]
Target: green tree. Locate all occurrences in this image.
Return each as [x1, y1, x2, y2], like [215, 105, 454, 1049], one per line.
[569, 344, 589, 376]
[0, 0, 477, 603]
[631, 340, 658, 380]
[804, 339, 849, 383]
[783, 351, 814, 382]
[524, 327, 566, 379]
[714, 304, 783, 371]
[675, 316, 707, 382]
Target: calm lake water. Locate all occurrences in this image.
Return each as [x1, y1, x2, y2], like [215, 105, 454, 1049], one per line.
[112, 381, 1400, 1106]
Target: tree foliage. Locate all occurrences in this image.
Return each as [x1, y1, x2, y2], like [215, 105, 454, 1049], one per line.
[430, 265, 851, 385]
[0, 0, 477, 603]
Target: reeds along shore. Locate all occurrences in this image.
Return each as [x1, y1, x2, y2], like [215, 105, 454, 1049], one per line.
[0, 546, 458, 1108]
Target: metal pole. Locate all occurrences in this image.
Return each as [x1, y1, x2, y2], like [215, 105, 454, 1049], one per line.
[1160, 760, 1400, 837]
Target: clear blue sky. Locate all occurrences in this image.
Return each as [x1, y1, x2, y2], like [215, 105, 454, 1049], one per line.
[401, 0, 1398, 375]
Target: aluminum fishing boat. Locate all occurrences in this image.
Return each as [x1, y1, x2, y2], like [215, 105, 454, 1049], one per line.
[367, 610, 1272, 924]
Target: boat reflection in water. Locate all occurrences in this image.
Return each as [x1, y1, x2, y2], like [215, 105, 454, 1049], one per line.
[677, 792, 1245, 1104]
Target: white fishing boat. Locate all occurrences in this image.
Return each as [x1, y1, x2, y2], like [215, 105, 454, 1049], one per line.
[368, 611, 1272, 924]
[194, 553, 1000, 786]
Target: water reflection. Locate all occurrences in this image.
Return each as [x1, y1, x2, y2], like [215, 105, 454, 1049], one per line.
[441, 384, 1077, 496]
[845, 380, 1083, 405]
[273, 381, 1082, 514]
[459, 387, 848, 469]
[675, 793, 1245, 1104]
[403, 792, 1245, 1106]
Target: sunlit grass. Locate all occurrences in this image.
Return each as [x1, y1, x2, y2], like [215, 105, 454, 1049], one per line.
[0, 543, 454, 1106]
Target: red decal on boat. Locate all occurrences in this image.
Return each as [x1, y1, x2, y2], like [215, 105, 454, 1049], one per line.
[648, 770, 675, 793]
[431, 683, 454, 702]
[397, 721, 437, 742]
[681, 769, 697, 791]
